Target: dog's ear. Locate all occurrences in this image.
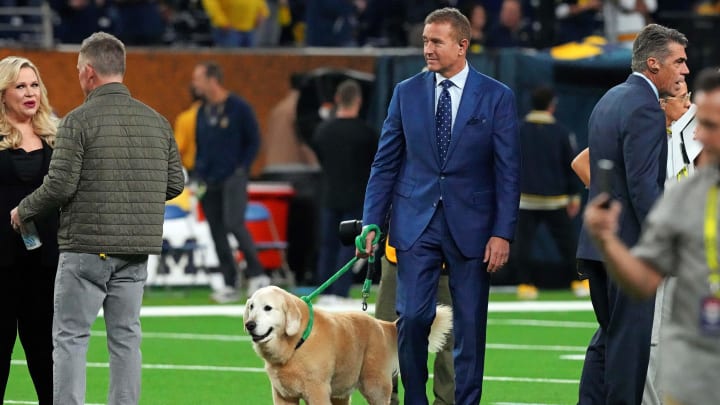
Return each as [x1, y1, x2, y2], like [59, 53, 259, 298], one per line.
[285, 297, 303, 336]
[242, 299, 251, 325]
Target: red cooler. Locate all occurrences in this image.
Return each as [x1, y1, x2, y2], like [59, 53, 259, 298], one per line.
[247, 182, 295, 269]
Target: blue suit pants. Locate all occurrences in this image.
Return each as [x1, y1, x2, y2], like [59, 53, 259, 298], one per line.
[578, 259, 654, 405]
[396, 205, 490, 405]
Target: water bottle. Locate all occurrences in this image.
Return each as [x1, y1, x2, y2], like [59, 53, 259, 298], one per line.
[20, 220, 42, 250]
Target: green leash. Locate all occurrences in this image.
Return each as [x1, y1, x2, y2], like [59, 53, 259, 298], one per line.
[295, 225, 381, 349]
[358, 226, 380, 311]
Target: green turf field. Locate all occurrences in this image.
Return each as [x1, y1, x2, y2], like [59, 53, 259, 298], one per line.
[5, 287, 595, 404]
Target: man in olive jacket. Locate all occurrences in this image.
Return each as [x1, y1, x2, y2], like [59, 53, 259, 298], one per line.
[11, 32, 184, 405]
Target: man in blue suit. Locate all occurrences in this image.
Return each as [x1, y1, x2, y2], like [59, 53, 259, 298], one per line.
[358, 7, 520, 404]
[576, 24, 689, 405]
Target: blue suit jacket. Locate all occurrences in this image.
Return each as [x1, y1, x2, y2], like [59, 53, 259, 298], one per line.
[362, 66, 520, 258]
[577, 74, 667, 261]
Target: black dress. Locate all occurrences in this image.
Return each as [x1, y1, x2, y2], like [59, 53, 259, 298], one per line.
[0, 139, 58, 405]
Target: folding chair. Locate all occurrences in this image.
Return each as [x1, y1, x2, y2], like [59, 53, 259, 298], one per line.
[242, 201, 295, 288]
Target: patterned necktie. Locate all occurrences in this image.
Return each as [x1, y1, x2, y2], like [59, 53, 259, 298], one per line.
[436, 79, 453, 162]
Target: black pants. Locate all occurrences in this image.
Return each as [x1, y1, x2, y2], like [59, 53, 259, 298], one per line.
[577, 259, 655, 405]
[514, 208, 577, 285]
[0, 257, 55, 404]
[202, 168, 264, 288]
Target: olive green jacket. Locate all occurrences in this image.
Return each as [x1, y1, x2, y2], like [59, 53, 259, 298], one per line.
[19, 82, 184, 255]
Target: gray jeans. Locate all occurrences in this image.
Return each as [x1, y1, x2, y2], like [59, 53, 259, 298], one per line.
[53, 252, 147, 405]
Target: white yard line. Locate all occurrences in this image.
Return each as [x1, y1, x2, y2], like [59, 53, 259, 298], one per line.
[484, 376, 577, 384]
[11, 359, 264, 373]
[487, 301, 592, 312]
[11, 360, 577, 384]
[5, 400, 103, 405]
[559, 354, 586, 361]
[487, 319, 597, 328]
[494, 402, 565, 405]
[487, 343, 586, 352]
[142, 331, 248, 341]
[6, 393, 567, 405]
[126, 300, 593, 318]
[86, 330, 588, 353]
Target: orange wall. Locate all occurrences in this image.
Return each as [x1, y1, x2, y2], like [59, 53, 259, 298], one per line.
[0, 49, 376, 172]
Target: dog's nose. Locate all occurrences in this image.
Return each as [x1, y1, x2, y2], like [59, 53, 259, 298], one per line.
[245, 321, 256, 331]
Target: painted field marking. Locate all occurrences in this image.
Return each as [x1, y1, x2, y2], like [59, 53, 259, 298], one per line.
[114, 300, 593, 318]
[487, 343, 586, 352]
[11, 359, 577, 384]
[559, 354, 586, 361]
[493, 402, 564, 405]
[10, 359, 264, 373]
[487, 319, 596, 328]
[86, 330, 589, 353]
[5, 401, 104, 405]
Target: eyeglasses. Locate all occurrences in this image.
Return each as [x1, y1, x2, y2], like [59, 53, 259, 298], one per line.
[662, 92, 692, 102]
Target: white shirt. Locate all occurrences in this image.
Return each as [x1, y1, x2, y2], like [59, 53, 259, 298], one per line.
[435, 62, 469, 134]
[632, 71, 659, 100]
[667, 105, 702, 186]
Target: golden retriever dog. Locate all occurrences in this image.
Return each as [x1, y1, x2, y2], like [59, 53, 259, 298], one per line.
[243, 285, 452, 405]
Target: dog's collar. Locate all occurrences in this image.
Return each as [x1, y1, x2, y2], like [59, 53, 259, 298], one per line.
[295, 297, 314, 350]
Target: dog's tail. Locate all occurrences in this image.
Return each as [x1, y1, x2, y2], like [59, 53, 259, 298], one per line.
[428, 305, 453, 353]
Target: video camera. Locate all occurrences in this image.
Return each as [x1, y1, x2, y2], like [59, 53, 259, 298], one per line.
[338, 219, 363, 246]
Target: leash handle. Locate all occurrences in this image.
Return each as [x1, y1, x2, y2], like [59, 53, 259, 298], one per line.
[356, 224, 381, 311]
[355, 224, 381, 261]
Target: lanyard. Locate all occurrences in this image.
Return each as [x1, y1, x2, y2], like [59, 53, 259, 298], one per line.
[677, 166, 689, 181]
[704, 185, 720, 296]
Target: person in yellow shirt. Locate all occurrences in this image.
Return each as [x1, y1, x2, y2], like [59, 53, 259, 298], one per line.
[202, 0, 270, 47]
[173, 86, 202, 172]
[375, 237, 455, 405]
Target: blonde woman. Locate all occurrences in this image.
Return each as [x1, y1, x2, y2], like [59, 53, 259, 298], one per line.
[0, 56, 57, 405]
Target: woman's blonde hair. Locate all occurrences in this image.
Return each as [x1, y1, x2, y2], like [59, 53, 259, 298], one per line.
[0, 56, 57, 151]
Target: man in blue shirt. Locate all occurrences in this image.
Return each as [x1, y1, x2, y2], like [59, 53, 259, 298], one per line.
[192, 61, 269, 302]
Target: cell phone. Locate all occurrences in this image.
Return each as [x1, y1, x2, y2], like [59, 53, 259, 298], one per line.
[597, 159, 614, 209]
